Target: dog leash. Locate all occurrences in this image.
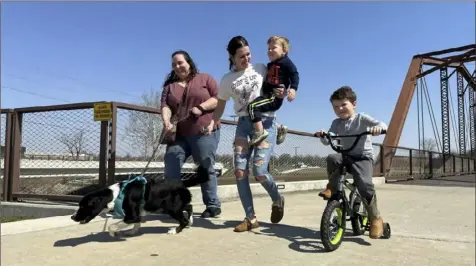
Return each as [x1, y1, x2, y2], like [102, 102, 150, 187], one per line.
[138, 113, 192, 177]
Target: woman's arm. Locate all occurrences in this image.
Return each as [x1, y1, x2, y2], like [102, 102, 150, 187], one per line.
[161, 106, 172, 123]
[199, 97, 218, 111]
[211, 73, 231, 123]
[160, 85, 172, 124]
[212, 98, 227, 123]
[200, 75, 220, 111]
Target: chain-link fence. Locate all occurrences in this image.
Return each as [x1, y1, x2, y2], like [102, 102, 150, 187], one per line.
[115, 106, 388, 185]
[18, 108, 102, 196]
[1, 101, 474, 202]
[114, 106, 172, 181]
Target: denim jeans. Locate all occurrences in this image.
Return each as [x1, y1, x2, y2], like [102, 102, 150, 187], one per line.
[234, 116, 281, 219]
[164, 129, 221, 209]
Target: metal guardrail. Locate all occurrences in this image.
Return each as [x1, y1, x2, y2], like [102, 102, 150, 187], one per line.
[1, 101, 474, 202]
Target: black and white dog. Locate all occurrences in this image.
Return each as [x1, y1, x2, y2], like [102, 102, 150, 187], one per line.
[71, 166, 209, 237]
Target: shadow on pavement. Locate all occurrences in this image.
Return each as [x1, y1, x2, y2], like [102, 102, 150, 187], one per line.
[54, 231, 127, 247]
[223, 221, 371, 253]
[53, 214, 237, 247]
[53, 214, 372, 250]
[53, 226, 174, 247]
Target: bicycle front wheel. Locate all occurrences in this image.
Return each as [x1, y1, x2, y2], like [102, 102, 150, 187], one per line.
[320, 200, 346, 252]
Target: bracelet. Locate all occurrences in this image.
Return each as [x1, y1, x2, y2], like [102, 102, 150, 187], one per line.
[196, 105, 205, 113]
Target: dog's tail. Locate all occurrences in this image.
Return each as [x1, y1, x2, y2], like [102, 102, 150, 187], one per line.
[181, 165, 211, 188]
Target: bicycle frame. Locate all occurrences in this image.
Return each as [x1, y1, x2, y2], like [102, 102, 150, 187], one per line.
[319, 128, 387, 218]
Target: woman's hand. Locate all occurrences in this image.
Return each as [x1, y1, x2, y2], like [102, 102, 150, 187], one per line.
[190, 106, 203, 117]
[274, 84, 286, 99]
[163, 120, 174, 133]
[203, 119, 215, 136]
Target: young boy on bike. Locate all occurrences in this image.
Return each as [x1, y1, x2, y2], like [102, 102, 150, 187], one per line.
[315, 86, 387, 239]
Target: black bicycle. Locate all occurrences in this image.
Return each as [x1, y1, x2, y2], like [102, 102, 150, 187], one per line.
[316, 128, 391, 252]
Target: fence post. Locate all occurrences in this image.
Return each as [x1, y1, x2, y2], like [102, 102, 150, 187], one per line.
[9, 112, 23, 201]
[2, 111, 13, 201]
[379, 145, 386, 177]
[409, 149, 413, 177]
[98, 120, 109, 186]
[452, 155, 456, 174]
[428, 151, 433, 179]
[107, 103, 117, 185]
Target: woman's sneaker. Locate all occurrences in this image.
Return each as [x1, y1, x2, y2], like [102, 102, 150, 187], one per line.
[201, 207, 221, 218]
[234, 217, 260, 232]
[270, 195, 285, 223]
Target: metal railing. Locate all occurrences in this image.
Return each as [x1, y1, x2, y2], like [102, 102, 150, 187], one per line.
[1, 101, 474, 202]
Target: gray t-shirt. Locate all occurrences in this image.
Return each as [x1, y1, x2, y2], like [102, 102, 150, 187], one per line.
[320, 112, 387, 159]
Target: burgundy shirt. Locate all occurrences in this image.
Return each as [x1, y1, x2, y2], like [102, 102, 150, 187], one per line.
[160, 73, 219, 137]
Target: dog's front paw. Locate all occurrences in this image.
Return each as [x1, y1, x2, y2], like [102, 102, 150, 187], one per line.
[187, 215, 194, 228]
[108, 224, 120, 237]
[167, 228, 177, 235]
[108, 230, 119, 238]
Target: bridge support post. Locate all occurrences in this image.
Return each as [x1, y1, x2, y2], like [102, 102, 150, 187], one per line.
[440, 67, 450, 173]
[468, 75, 475, 159]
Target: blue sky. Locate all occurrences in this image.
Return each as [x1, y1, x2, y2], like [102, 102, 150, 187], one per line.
[1, 1, 475, 157]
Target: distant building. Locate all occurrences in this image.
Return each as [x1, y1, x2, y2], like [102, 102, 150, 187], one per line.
[0, 145, 26, 156]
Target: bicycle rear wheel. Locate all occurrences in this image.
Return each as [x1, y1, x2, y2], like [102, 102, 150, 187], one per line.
[320, 200, 346, 252]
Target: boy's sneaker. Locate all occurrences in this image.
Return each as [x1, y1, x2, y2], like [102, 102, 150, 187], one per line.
[250, 129, 269, 146]
[318, 183, 332, 199]
[277, 125, 288, 145]
[367, 195, 384, 239]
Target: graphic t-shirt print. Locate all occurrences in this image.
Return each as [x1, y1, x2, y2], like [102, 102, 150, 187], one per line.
[231, 73, 260, 113]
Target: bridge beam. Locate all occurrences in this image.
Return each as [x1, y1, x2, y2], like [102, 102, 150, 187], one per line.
[381, 44, 476, 176]
[379, 57, 423, 175]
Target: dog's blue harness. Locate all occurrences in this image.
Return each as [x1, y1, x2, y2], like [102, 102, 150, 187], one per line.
[112, 176, 147, 219]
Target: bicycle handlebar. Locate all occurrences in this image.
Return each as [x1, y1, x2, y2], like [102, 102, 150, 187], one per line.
[314, 128, 387, 154]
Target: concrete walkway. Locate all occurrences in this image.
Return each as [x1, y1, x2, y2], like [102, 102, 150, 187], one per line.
[1, 182, 475, 266]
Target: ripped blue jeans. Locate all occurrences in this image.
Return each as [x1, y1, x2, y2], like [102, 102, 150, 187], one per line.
[234, 116, 281, 219]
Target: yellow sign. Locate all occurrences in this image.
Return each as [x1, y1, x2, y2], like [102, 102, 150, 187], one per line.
[93, 103, 112, 121]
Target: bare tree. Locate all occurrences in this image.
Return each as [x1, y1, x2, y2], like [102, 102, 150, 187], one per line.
[124, 88, 164, 158]
[58, 129, 85, 160]
[421, 138, 438, 152]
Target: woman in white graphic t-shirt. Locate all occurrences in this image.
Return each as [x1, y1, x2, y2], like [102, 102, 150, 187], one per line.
[208, 35, 286, 233]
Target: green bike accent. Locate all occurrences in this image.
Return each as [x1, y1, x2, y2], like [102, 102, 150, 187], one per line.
[330, 208, 344, 245]
[362, 216, 368, 229]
